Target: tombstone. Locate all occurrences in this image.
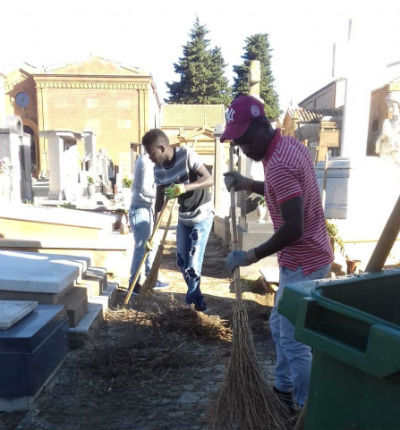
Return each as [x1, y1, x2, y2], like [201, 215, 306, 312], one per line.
[0, 302, 68, 411]
[40, 130, 82, 201]
[83, 130, 96, 172]
[96, 149, 113, 194]
[0, 116, 33, 202]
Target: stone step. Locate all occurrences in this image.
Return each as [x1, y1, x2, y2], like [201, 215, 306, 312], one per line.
[58, 287, 88, 328]
[76, 277, 102, 297]
[88, 282, 118, 315]
[69, 303, 103, 338]
[84, 266, 108, 291]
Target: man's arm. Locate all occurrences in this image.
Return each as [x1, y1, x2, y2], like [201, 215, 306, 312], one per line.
[184, 164, 213, 192]
[254, 196, 304, 259]
[223, 171, 264, 195]
[226, 196, 304, 272]
[154, 185, 165, 218]
[248, 180, 264, 195]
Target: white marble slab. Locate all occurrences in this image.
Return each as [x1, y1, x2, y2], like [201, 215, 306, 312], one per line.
[0, 300, 38, 329]
[0, 250, 79, 293]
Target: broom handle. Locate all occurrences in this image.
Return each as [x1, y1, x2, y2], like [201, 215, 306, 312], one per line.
[365, 194, 400, 272]
[142, 199, 176, 292]
[229, 145, 242, 299]
[160, 199, 176, 245]
[124, 199, 169, 304]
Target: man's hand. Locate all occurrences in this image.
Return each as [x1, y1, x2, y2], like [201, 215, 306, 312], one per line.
[165, 183, 186, 199]
[226, 249, 258, 273]
[223, 171, 252, 191]
[144, 240, 153, 252]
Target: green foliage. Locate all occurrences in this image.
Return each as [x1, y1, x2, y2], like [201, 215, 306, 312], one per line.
[258, 196, 266, 206]
[87, 176, 94, 185]
[122, 176, 133, 188]
[232, 33, 280, 120]
[166, 18, 231, 105]
[326, 220, 346, 257]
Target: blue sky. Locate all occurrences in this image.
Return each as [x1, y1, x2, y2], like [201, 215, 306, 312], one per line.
[1, 0, 399, 110]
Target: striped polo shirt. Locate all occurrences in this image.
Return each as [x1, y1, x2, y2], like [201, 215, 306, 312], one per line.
[262, 129, 334, 274]
[154, 146, 213, 225]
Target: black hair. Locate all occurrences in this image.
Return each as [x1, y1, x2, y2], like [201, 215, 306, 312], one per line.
[142, 128, 169, 146]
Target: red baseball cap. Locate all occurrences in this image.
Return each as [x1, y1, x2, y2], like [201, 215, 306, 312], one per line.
[220, 95, 265, 142]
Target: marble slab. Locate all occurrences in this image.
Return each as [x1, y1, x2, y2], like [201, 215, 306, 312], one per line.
[0, 300, 38, 330]
[0, 250, 79, 293]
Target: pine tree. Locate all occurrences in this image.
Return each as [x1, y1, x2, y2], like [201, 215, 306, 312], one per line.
[166, 18, 230, 104]
[232, 33, 280, 119]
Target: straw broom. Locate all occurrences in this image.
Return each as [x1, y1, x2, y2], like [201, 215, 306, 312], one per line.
[208, 146, 287, 430]
[124, 200, 169, 305]
[142, 199, 176, 295]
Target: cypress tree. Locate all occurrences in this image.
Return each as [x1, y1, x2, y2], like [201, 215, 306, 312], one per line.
[232, 33, 280, 119]
[166, 18, 230, 104]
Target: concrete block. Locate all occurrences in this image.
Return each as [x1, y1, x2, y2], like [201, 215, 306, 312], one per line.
[88, 282, 117, 315]
[77, 277, 102, 297]
[59, 287, 88, 327]
[0, 300, 37, 330]
[69, 303, 103, 335]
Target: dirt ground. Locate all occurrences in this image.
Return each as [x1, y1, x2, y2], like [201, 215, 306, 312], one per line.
[0, 232, 278, 430]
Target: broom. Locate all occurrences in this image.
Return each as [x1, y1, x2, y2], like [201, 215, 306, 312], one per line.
[208, 145, 287, 430]
[124, 200, 169, 305]
[142, 199, 176, 295]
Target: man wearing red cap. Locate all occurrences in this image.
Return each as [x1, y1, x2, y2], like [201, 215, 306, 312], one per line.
[222, 95, 334, 410]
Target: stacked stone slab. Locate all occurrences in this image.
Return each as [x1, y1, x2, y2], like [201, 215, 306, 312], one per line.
[0, 250, 117, 331]
[0, 301, 69, 411]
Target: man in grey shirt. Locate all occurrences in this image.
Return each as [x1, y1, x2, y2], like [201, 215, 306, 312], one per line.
[128, 153, 169, 295]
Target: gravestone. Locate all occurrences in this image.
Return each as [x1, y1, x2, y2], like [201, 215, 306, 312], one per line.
[40, 130, 82, 200]
[0, 116, 33, 202]
[0, 304, 68, 411]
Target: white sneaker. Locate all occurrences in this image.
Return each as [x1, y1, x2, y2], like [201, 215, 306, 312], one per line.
[154, 280, 170, 290]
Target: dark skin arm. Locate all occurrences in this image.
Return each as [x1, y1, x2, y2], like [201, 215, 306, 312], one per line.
[184, 164, 213, 192]
[248, 179, 264, 195]
[254, 196, 304, 259]
[154, 164, 213, 221]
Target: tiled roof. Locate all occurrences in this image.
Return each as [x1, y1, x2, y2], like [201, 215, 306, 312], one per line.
[162, 104, 225, 128]
[286, 107, 342, 123]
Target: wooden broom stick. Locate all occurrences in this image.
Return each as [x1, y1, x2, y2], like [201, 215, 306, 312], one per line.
[124, 200, 169, 304]
[229, 145, 242, 300]
[142, 199, 176, 293]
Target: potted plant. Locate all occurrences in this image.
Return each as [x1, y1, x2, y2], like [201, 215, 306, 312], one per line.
[113, 208, 129, 233]
[87, 176, 95, 198]
[326, 220, 345, 256]
[256, 196, 267, 223]
[326, 220, 359, 274]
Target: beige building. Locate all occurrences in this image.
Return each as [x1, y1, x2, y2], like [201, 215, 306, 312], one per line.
[282, 107, 341, 162]
[2, 56, 161, 176]
[161, 103, 227, 169]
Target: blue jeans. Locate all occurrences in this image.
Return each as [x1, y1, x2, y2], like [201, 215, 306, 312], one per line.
[176, 213, 214, 309]
[270, 263, 331, 407]
[128, 206, 156, 285]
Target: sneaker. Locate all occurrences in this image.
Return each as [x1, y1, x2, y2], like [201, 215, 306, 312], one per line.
[153, 280, 170, 290]
[194, 303, 209, 314]
[130, 283, 141, 296]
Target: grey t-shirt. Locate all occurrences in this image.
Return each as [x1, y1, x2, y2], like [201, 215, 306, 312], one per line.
[154, 147, 213, 224]
[130, 154, 156, 208]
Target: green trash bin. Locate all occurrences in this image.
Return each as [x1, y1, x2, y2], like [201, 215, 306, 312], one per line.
[278, 269, 400, 430]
